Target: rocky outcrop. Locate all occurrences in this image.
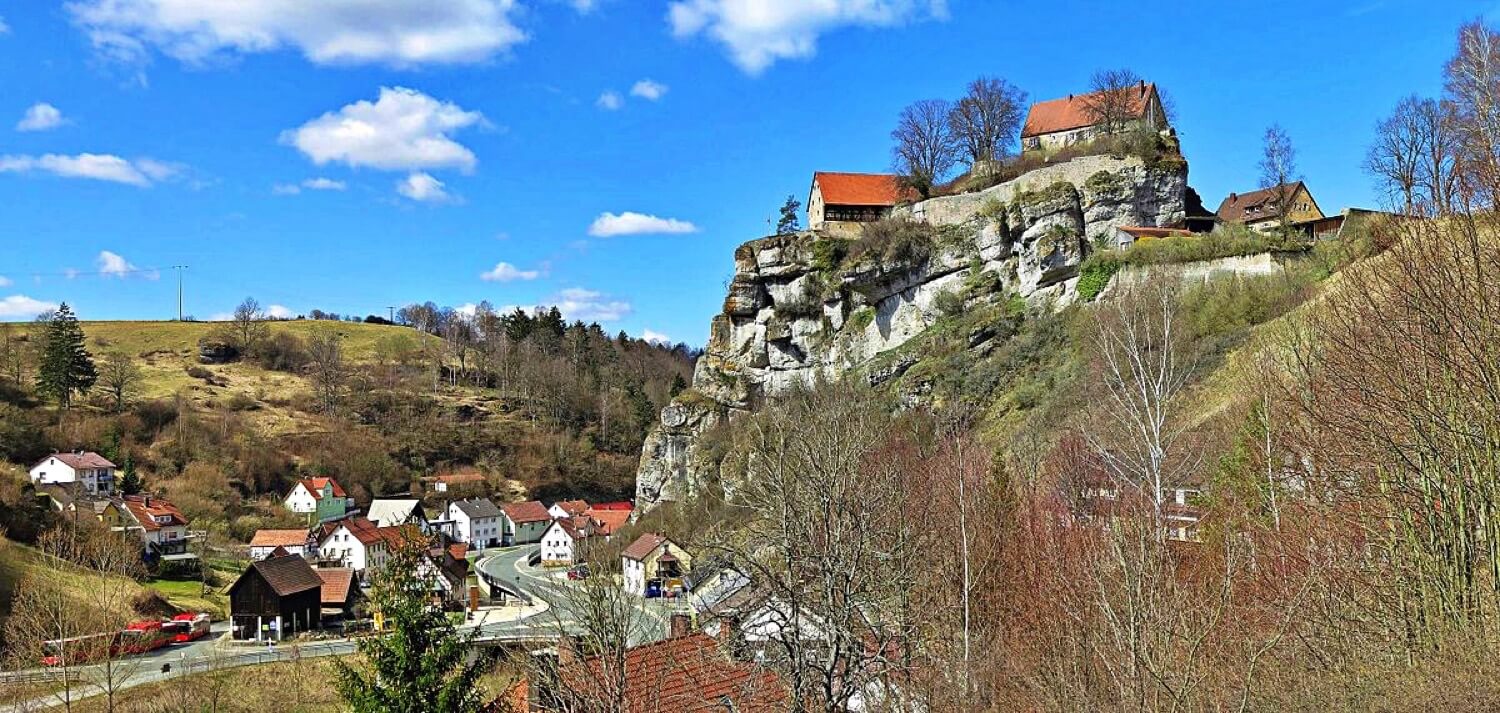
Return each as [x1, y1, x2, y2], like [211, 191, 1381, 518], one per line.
[634, 154, 1188, 511]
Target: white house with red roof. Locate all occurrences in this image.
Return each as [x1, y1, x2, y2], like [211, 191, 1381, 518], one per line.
[250, 529, 312, 560]
[807, 171, 914, 232]
[30, 451, 117, 495]
[1020, 81, 1168, 153]
[499, 500, 552, 546]
[621, 533, 692, 597]
[283, 477, 352, 517]
[120, 494, 194, 559]
[539, 517, 590, 567]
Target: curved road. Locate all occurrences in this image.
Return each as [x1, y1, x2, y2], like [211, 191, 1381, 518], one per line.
[474, 545, 674, 646]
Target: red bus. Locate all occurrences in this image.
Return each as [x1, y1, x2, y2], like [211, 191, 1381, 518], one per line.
[162, 613, 211, 643]
[41, 632, 114, 666]
[116, 620, 172, 655]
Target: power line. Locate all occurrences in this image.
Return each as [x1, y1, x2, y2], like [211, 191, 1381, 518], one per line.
[172, 266, 189, 321]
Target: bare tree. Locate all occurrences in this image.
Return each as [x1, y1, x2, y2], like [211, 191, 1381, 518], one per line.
[97, 352, 142, 413]
[306, 332, 348, 413]
[947, 77, 1027, 166]
[1258, 124, 1301, 232]
[1085, 280, 1196, 539]
[892, 99, 960, 199]
[1081, 68, 1146, 135]
[229, 297, 269, 356]
[0, 322, 27, 387]
[1445, 20, 1500, 209]
[1366, 96, 1461, 215]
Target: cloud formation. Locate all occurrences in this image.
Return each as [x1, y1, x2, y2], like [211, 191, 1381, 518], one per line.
[97, 250, 138, 277]
[396, 172, 452, 202]
[282, 87, 484, 172]
[16, 103, 65, 132]
[630, 79, 668, 100]
[0, 295, 57, 319]
[596, 91, 623, 111]
[67, 0, 526, 67]
[274, 177, 348, 195]
[641, 329, 672, 344]
[588, 211, 698, 237]
[667, 0, 946, 74]
[0, 153, 174, 186]
[504, 287, 632, 322]
[480, 261, 542, 282]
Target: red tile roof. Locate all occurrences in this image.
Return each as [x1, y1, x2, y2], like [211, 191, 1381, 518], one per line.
[500, 500, 552, 524]
[553, 499, 590, 517]
[587, 507, 632, 536]
[121, 495, 188, 531]
[1215, 181, 1316, 223]
[315, 568, 356, 605]
[250, 529, 310, 548]
[622, 533, 675, 561]
[589, 501, 634, 511]
[812, 171, 912, 207]
[298, 477, 346, 499]
[561, 633, 785, 712]
[40, 452, 116, 470]
[1021, 83, 1157, 138]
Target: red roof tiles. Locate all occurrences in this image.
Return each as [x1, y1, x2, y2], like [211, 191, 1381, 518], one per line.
[561, 633, 785, 712]
[1021, 83, 1157, 138]
[622, 533, 675, 561]
[298, 477, 346, 499]
[500, 500, 552, 524]
[812, 171, 912, 207]
[121, 495, 188, 531]
[316, 568, 356, 606]
[250, 529, 309, 548]
[1215, 181, 1317, 223]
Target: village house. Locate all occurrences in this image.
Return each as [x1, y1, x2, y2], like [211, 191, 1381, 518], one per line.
[499, 500, 552, 546]
[1216, 181, 1325, 233]
[228, 552, 323, 641]
[30, 451, 117, 495]
[1020, 80, 1169, 153]
[547, 499, 590, 520]
[553, 619, 786, 712]
[366, 498, 428, 530]
[446, 498, 502, 550]
[120, 494, 196, 563]
[315, 567, 359, 623]
[423, 470, 486, 494]
[539, 517, 588, 567]
[621, 533, 692, 598]
[584, 501, 633, 541]
[806, 171, 912, 232]
[315, 516, 403, 574]
[283, 477, 353, 521]
[37, 484, 131, 527]
[250, 529, 312, 560]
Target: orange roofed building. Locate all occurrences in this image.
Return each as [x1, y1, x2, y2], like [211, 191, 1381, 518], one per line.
[558, 629, 786, 712]
[1021, 81, 1168, 154]
[807, 171, 916, 232]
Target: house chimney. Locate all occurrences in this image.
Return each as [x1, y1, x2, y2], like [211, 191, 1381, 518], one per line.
[669, 612, 692, 639]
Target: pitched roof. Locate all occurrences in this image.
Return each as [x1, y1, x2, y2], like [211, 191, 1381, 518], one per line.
[1021, 82, 1157, 138]
[560, 633, 785, 712]
[315, 568, 356, 605]
[452, 498, 502, 519]
[324, 516, 381, 546]
[1215, 181, 1318, 223]
[246, 553, 323, 597]
[552, 499, 590, 517]
[1115, 226, 1194, 240]
[587, 507, 632, 536]
[250, 529, 310, 548]
[500, 500, 552, 524]
[296, 477, 346, 499]
[546, 517, 585, 542]
[622, 533, 675, 561]
[121, 495, 188, 531]
[40, 452, 117, 470]
[366, 499, 423, 527]
[811, 172, 912, 207]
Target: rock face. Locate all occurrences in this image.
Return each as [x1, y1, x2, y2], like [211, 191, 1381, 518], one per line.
[634, 154, 1187, 511]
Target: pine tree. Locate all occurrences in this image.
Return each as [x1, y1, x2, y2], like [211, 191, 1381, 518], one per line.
[35, 304, 97, 409]
[335, 538, 485, 713]
[119, 456, 142, 496]
[669, 373, 688, 397]
[776, 194, 802, 234]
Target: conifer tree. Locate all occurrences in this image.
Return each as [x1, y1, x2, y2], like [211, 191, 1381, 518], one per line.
[35, 303, 97, 409]
[776, 194, 802, 234]
[335, 538, 485, 713]
[119, 456, 142, 496]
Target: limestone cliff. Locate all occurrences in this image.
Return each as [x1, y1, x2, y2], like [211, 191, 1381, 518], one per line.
[634, 154, 1187, 510]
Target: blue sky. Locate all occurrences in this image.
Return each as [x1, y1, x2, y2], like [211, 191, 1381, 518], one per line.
[0, 0, 1484, 345]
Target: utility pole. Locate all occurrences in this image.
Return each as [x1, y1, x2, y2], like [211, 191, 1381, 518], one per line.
[387, 306, 396, 323]
[172, 265, 189, 321]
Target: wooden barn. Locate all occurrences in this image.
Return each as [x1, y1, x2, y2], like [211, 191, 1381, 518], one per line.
[228, 553, 323, 641]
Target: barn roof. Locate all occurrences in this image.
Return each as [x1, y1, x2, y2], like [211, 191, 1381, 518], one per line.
[245, 553, 323, 597]
[811, 172, 912, 207]
[1021, 82, 1157, 138]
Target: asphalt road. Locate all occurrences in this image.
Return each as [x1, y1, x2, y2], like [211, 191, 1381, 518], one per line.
[473, 545, 675, 646]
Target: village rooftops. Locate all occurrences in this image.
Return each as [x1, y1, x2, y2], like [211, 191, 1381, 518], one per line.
[810, 172, 914, 207]
[1021, 82, 1158, 138]
[247, 553, 324, 597]
[250, 529, 310, 549]
[121, 495, 188, 531]
[38, 451, 117, 470]
[297, 477, 346, 499]
[451, 498, 502, 519]
[560, 631, 785, 712]
[500, 500, 552, 524]
[366, 498, 423, 527]
[622, 532, 676, 561]
[586, 504, 633, 536]
[552, 499, 590, 517]
[315, 568, 355, 606]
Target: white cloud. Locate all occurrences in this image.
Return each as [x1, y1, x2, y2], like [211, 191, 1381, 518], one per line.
[667, 0, 946, 74]
[0, 153, 173, 186]
[66, 0, 526, 68]
[16, 103, 65, 132]
[0, 295, 57, 319]
[641, 329, 672, 344]
[396, 172, 452, 202]
[588, 211, 698, 237]
[0, 276, 10, 287]
[281, 87, 483, 172]
[274, 176, 348, 195]
[480, 261, 542, 282]
[265, 304, 294, 319]
[96, 250, 157, 279]
[552, 287, 632, 322]
[596, 91, 623, 111]
[630, 79, 668, 101]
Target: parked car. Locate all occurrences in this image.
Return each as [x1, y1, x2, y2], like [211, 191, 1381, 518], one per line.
[567, 564, 590, 580]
